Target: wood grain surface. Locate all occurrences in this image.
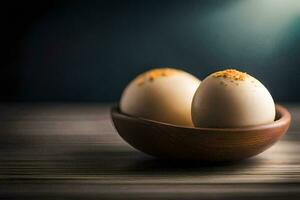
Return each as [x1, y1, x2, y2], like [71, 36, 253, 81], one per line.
[0, 103, 299, 199]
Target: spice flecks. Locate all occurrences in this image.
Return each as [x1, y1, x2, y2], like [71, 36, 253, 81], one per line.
[135, 68, 182, 86]
[213, 69, 248, 81]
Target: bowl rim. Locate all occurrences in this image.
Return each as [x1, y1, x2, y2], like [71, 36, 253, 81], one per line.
[111, 104, 291, 132]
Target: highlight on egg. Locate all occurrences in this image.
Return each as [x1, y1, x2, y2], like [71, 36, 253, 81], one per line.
[120, 68, 201, 126]
[191, 69, 276, 128]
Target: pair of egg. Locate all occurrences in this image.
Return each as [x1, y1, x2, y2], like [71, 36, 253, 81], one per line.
[120, 68, 275, 128]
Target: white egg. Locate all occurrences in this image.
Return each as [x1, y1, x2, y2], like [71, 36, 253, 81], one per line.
[192, 69, 275, 128]
[120, 68, 201, 126]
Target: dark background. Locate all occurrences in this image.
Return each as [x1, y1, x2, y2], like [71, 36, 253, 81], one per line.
[2, 0, 300, 102]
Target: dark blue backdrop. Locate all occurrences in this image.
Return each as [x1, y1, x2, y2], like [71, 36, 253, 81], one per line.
[3, 0, 300, 102]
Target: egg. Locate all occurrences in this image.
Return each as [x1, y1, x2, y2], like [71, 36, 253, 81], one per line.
[120, 68, 201, 126]
[191, 69, 275, 128]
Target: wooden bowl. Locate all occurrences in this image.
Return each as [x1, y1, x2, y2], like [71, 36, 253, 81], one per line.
[111, 104, 291, 162]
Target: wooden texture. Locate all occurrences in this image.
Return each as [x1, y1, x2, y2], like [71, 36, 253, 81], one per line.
[0, 103, 299, 199]
[111, 104, 290, 161]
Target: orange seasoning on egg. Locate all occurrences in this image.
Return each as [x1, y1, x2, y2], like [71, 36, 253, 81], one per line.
[213, 69, 248, 81]
[135, 68, 181, 86]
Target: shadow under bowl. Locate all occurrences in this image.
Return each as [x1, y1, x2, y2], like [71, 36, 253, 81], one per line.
[111, 104, 291, 162]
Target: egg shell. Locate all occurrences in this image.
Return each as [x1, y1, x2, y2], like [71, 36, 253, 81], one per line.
[120, 68, 200, 126]
[192, 71, 275, 128]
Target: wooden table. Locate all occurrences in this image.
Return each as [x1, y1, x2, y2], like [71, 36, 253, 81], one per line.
[0, 104, 299, 199]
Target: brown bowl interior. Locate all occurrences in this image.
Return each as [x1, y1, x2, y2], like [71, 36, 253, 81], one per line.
[111, 104, 291, 161]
